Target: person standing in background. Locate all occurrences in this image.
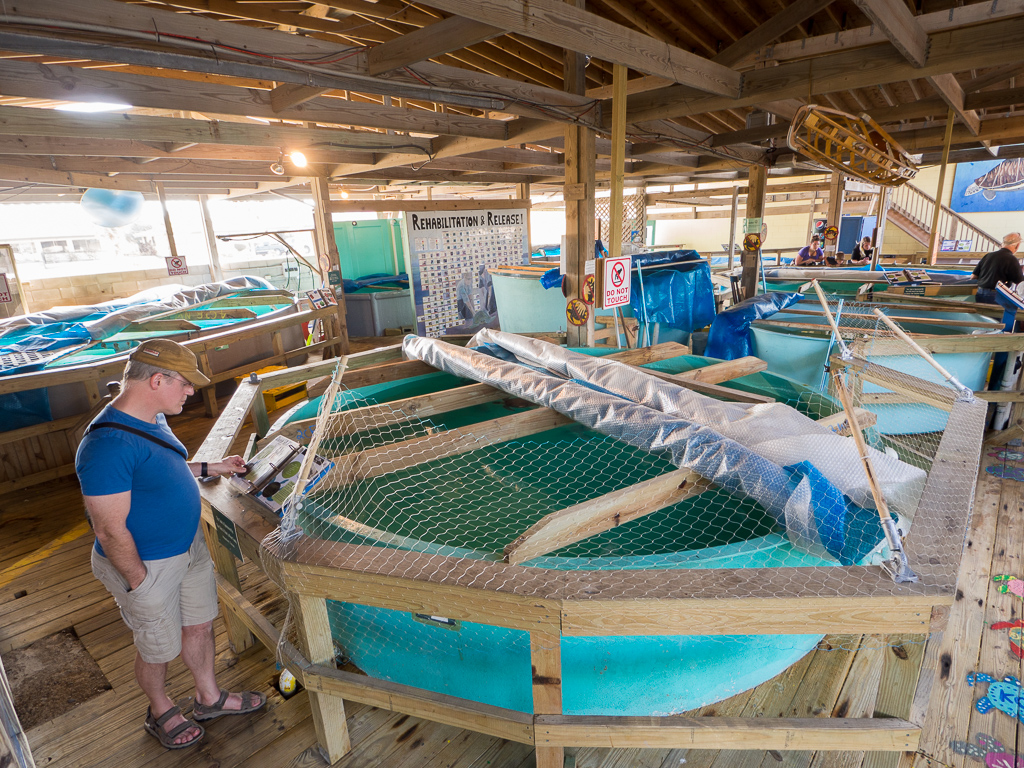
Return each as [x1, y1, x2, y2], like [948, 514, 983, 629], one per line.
[973, 232, 1023, 304]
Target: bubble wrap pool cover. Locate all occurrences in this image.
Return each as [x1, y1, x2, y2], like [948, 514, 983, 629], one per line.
[402, 331, 927, 565]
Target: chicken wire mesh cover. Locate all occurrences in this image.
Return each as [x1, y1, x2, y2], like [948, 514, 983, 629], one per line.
[256, 325, 982, 716]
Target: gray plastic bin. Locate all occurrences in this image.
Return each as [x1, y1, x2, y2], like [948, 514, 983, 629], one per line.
[345, 287, 415, 336]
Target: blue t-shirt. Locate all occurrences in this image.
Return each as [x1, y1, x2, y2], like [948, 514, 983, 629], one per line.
[75, 404, 200, 560]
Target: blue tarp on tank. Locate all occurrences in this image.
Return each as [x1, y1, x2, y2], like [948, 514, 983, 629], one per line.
[341, 273, 409, 292]
[631, 251, 716, 333]
[0, 276, 276, 431]
[705, 292, 804, 360]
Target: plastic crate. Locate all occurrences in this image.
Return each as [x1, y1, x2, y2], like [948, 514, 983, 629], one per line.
[345, 287, 415, 337]
[235, 365, 308, 412]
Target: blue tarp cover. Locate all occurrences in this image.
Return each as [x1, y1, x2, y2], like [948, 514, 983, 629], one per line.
[341, 273, 409, 292]
[705, 292, 804, 360]
[631, 251, 716, 332]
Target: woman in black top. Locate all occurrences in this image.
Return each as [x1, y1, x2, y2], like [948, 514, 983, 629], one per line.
[849, 237, 872, 265]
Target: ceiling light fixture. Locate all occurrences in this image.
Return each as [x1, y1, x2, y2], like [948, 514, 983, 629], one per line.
[289, 151, 308, 168]
[270, 162, 285, 176]
[55, 101, 132, 113]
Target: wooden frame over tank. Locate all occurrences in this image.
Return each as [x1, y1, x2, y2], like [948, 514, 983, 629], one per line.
[195, 344, 984, 766]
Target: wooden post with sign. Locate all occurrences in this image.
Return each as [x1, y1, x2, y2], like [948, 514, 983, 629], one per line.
[826, 172, 846, 263]
[741, 165, 767, 300]
[311, 177, 349, 357]
[563, 8, 596, 348]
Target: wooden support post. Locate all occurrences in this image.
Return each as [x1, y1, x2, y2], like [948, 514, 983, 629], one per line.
[727, 185, 739, 270]
[271, 330, 285, 361]
[874, 186, 892, 269]
[294, 594, 351, 764]
[83, 378, 101, 407]
[198, 194, 224, 282]
[197, 351, 218, 418]
[311, 176, 350, 356]
[200, 513, 254, 652]
[928, 109, 956, 265]
[532, 630, 563, 768]
[826, 172, 846, 261]
[517, 182, 532, 247]
[740, 164, 767, 299]
[608, 63, 627, 264]
[564, 13, 596, 348]
[156, 181, 179, 261]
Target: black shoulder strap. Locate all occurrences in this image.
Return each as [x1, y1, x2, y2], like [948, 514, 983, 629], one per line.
[85, 422, 189, 460]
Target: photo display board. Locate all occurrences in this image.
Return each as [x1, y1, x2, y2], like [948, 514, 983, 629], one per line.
[404, 208, 529, 338]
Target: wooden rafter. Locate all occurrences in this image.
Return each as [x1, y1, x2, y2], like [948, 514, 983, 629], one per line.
[414, 0, 741, 97]
[623, 14, 1024, 123]
[712, 0, 835, 68]
[849, 0, 928, 67]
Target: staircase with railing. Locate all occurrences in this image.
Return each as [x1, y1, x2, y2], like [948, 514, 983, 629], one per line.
[887, 183, 1000, 253]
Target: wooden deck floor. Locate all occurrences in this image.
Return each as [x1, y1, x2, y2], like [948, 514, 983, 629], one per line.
[1, 394, 1020, 768]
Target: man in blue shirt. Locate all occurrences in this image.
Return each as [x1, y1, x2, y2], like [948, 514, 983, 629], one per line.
[76, 339, 264, 749]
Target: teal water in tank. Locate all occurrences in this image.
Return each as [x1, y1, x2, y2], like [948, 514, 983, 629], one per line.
[750, 308, 996, 434]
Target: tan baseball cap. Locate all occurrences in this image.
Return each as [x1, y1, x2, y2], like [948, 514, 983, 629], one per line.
[129, 339, 211, 387]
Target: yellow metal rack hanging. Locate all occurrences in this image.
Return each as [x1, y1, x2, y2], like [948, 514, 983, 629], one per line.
[787, 105, 918, 187]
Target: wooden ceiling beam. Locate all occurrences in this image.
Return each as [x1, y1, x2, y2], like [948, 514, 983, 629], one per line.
[624, 15, 1024, 122]
[638, 0, 719, 57]
[0, 104, 416, 155]
[741, 0, 1024, 69]
[414, 0, 741, 96]
[890, 114, 1024, 151]
[270, 84, 333, 113]
[849, 0, 928, 67]
[587, 0, 680, 46]
[926, 73, 981, 136]
[964, 64, 1024, 93]
[328, 118, 563, 177]
[0, 59, 509, 139]
[0, 155, 324, 177]
[17, 0, 597, 123]
[712, 0, 836, 68]
[0, 163, 157, 191]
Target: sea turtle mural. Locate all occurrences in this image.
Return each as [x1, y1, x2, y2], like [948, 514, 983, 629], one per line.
[965, 159, 1024, 201]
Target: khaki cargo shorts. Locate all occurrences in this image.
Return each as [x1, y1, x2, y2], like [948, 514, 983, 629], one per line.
[91, 528, 219, 664]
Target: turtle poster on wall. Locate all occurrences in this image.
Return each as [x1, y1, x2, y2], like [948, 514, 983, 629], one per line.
[951, 159, 1024, 212]
[402, 207, 530, 338]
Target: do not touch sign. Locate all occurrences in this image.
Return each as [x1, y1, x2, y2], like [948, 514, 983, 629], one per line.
[601, 256, 631, 309]
[166, 256, 188, 276]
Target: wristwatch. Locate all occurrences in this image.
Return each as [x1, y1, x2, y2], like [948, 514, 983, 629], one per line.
[200, 462, 208, 478]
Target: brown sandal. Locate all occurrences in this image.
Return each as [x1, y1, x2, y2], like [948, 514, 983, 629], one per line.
[193, 689, 266, 722]
[143, 706, 204, 749]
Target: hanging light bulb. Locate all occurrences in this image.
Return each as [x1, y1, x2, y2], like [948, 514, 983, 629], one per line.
[289, 151, 308, 168]
[269, 162, 285, 175]
[340, 190, 350, 199]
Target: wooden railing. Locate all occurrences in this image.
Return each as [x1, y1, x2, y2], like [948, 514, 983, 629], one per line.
[889, 184, 1000, 252]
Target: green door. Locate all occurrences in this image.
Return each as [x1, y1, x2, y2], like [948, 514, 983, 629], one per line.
[333, 220, 404, 280]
